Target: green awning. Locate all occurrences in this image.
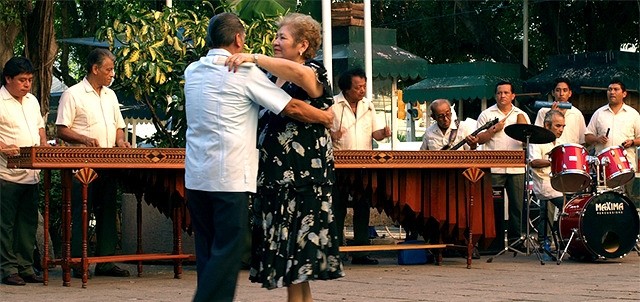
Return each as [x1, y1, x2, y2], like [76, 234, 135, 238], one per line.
[316, 42, 429, 80]
[315, 26, 429, 81]
[403, 61, 522, 103]
[524, 51, 639, 94]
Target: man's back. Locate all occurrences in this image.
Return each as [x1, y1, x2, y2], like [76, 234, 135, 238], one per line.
[184, 49, 290, 192]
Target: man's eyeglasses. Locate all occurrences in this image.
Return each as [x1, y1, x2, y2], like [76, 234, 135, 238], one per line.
[435, 112, 452, 120]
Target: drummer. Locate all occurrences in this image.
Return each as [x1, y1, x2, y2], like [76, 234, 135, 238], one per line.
[529, 110, 565, 249]
[533, 78, 586, 145]
[585, 79, 640, 200]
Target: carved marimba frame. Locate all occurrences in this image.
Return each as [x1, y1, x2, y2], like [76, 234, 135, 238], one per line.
[9, 147, 525, 281]
[8, 147, 189, 287]
[334, 150, 525, 267]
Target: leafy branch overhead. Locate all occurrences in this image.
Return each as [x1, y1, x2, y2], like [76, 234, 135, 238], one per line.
[95, 1, 285, 148]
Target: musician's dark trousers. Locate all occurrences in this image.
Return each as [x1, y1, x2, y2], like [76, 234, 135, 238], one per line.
[71, 172, 119, 272]
[491, 173, 525, 241]
[186, 189, 248, 302]
[0, 180, 39, 278]
[537, 197, 564, 241]
[332, 183, 372, 258]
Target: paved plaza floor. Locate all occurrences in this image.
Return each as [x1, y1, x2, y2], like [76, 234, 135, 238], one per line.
[2, 248, 639, 302]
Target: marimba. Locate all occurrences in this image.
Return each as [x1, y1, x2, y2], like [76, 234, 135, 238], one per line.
[9, 147, 525, 283]
[333, 150, 525, 267]
[8, 147, 189, 288]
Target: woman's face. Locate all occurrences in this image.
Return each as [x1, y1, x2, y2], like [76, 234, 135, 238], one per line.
[273, 25, 304, 61]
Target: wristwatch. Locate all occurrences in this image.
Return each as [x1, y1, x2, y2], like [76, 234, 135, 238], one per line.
[253, 54, 259, 65]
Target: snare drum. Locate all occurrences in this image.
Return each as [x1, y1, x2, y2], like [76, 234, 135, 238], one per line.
[597, 146, 635, 188]
[559, 192, 639, 260]
[549, 143, 591, 193]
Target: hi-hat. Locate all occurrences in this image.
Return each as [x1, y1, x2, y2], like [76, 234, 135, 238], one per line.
[505, 124, 555, 144]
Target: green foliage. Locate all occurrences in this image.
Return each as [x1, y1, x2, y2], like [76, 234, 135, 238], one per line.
[0, 0, 27, 26]
[244, 14, 280, 55]
[97, 4, 214, 147]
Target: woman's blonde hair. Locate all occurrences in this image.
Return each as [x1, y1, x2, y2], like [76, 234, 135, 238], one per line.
[277, 13, 322, 60]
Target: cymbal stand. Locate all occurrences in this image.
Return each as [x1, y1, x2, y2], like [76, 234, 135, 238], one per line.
[487, 132, 545, 264]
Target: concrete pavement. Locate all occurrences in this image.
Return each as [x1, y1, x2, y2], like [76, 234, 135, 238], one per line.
[2, 249, 639, 301]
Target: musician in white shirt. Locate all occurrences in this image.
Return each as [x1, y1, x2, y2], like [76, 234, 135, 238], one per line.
[420, 99, 478, 150]
[529, 110, 565, 245]
[533, 78, 586, 145]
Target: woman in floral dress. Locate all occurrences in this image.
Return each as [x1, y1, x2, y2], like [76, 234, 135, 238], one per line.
[227, 12, 344, 302]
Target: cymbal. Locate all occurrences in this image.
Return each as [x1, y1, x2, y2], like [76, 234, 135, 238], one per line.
[504, 124, 555, 144]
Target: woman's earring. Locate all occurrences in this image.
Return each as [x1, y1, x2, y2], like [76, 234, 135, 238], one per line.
[299, 50, 303, 57]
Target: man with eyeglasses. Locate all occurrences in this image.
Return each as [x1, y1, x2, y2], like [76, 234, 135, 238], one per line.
[420, 99, 478, 150]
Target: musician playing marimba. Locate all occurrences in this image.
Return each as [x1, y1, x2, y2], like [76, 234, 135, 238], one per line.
[420, 99, 478, 151]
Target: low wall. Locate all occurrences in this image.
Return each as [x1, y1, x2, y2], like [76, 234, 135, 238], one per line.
[121, 193, 195, 255]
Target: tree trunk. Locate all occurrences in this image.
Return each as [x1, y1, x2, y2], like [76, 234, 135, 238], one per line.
[24, 0, 57, 120]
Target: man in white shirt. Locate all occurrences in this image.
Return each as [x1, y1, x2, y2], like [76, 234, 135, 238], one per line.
[585, 79, 640, 200]
[420, 99, 478, 151]
[476, 81, 530, 243]
[534, 78, 586, 145]
[330, 67, 391, 265]
[184, 13, 332, 302]
[56, 48, 132, 279]
[530, 110, 565, 248]
[0, 57, 47, 286]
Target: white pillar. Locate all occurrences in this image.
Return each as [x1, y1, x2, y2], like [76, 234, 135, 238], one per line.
[322, 0, 333, 86]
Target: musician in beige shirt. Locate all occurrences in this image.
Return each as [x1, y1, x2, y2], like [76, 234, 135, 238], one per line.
[55, 48, 131, 278]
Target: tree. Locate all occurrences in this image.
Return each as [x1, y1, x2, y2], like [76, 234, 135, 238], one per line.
[97, 4, 214, 147]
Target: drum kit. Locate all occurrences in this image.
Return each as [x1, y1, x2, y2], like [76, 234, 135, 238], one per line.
[487, 123, 640, 265]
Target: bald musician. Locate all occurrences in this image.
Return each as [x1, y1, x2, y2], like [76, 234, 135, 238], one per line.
[420, 99, 478, 151]
[529, 110, 565, 247]
[476, 81, 530, 245]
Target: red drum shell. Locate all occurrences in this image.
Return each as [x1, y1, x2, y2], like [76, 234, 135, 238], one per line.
[596, 146, 635, 188]
[549, 143, 591, 193]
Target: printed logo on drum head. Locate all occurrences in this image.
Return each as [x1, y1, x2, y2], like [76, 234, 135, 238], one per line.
[595, 202, 624, 215]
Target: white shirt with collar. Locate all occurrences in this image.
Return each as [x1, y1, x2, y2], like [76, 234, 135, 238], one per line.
[55, 78, 126, 147]
[330, 92, 382, 150]
[420, 120, 475, 150]
[529, 141, 563, 200]
[586, 103, 640, 171]
[534, 106, 586, 144]
[184, 48, 292, 192]
[0, 86, 44, 184]
[477, 104, 530, 174]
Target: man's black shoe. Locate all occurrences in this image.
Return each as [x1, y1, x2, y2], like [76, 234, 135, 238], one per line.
[72, 268, 93, 279]
[95, 265, 130, 277]
[2, 274, 26, 286]
[21, 274, 43, 283]
[351, 256, 379, 265]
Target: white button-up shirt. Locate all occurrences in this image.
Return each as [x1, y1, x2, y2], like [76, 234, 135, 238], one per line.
[330, 92, 382, 150]
[534, 106, 586, 144]
[529, 141, 563, 200]
[477, 104, 530, 174]
[184, 49, 292, 192]
[586, 103, 640, 171]
[420, 120, 475, 150]
[55, 78, 126, 147]
[0, 86, 44, 184]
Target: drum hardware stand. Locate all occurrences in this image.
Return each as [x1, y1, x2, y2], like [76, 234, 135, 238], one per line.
[556, 222, 577, 265]
[487, 133, 546, 265]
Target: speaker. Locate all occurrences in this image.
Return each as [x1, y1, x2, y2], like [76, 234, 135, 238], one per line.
[480, 187, 506, 254]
